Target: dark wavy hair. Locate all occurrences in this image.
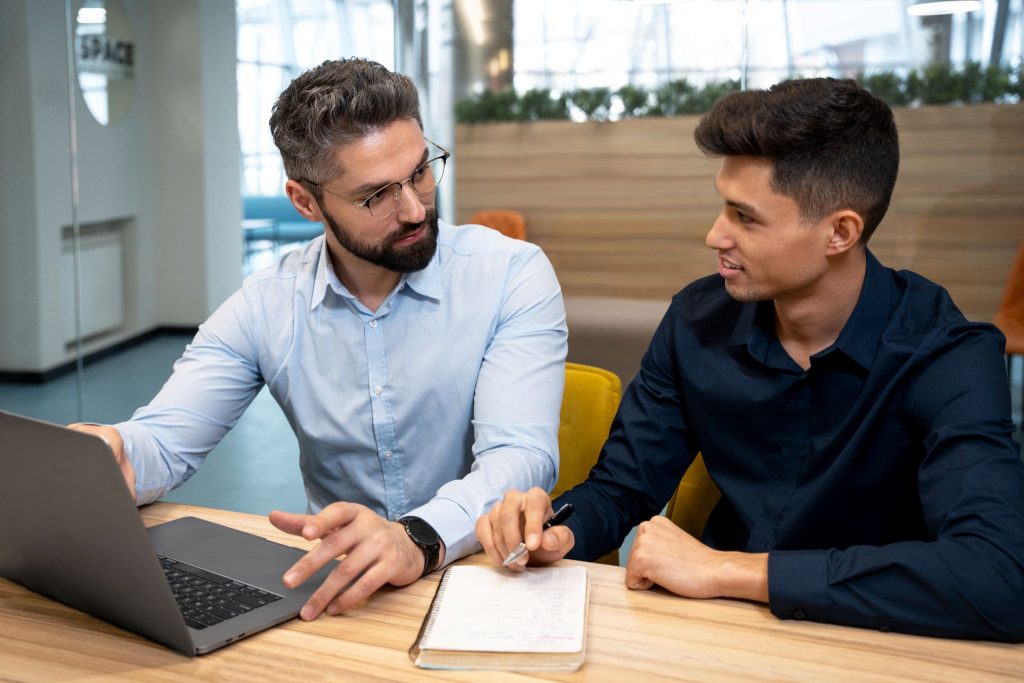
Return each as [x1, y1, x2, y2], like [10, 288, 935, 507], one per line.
[693, 78, 899, 242]
[269, 58, 422, 193]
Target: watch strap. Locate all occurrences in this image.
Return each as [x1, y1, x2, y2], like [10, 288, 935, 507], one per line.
[399, 516, 441, 578]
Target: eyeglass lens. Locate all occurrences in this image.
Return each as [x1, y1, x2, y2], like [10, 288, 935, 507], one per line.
[366, 156, 447, 217]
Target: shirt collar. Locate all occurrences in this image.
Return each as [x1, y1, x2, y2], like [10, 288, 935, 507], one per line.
[309, 230, 444, 311]
[828, 248, 891, 370]
[727, 248, 890, 371]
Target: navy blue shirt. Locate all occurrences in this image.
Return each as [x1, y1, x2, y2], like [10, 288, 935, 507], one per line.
[558, 250, 1024, 641]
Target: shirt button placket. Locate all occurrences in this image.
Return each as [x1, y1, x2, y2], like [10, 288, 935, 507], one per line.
[365, 315, 405, 520]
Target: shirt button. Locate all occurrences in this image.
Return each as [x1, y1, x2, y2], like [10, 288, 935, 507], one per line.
[373, 385, 383, 396]
[369, 319, 378, 328]
[793, 609, 807, 620]
[383, 450, 393, 460]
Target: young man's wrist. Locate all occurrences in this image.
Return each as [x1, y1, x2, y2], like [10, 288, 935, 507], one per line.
[716, 551, 769, 603]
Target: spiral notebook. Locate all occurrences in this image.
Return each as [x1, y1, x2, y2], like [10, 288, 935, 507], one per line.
[409, 564, 589, 672]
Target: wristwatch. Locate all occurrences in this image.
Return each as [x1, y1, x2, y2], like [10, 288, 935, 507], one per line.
[398, 516, 442, 577]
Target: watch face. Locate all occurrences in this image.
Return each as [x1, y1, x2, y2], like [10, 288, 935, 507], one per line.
[404, 517, 439, 546]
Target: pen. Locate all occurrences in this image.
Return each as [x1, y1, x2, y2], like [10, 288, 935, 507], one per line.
[502, 503, 575, 567]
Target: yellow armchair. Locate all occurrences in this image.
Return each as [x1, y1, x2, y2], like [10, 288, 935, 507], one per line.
[553, 363, 722, 563]
[554, 363, 622, 497]
[554, 362, 622, 565]
[665, 453, 721, 539]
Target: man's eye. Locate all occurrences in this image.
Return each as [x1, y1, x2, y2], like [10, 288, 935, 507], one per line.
[366, 189, 389, 207]
[737, 211, 753, 224]
[412, 165, 428, 180]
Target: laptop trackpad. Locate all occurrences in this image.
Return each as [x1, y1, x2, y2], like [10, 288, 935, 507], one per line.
[149, 516, 326, 593]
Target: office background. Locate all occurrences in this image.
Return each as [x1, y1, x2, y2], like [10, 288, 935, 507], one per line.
[0, 1, 1021, 555]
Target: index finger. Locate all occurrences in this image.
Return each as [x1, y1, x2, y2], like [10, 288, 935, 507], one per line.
[521, 491, 553, 551]
[298, 502, 362, 540]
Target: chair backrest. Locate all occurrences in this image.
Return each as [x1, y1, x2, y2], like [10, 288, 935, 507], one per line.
[994, 241, 1024, 355]
[244, 195, 304, 223]
[469, 210, 527, 241]
[665, 453, 722, 539]
[554, 362, 622, 498]
[555, 362, 622, 565]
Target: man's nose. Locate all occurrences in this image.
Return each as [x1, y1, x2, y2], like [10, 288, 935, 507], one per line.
[395, 182, 427, 224]
[706, 211, 732, 251]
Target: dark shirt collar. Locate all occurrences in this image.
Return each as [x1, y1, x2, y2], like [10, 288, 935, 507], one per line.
[827, 248, 891, 370]
[728, 249, 890, 371]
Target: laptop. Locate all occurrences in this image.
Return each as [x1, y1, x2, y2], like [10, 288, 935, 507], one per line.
[0, 410, 336, 656]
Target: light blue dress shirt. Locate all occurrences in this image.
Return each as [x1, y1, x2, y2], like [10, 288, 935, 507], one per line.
[115, 222, 567, 563]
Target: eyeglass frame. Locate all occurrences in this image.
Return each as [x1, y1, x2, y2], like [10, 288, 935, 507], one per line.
[299, 140, 450, 218]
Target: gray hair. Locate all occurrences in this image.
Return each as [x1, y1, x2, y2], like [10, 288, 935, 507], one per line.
[269, 58, 422, 192]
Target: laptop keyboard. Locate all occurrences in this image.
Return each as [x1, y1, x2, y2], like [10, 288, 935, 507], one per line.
[158, 555, 283, 630]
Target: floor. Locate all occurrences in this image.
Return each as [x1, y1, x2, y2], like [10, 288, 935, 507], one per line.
[0, 333, 307, 516]
[2, 331, 1022, 569]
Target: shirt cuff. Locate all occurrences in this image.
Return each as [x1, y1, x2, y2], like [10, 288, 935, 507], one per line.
[404, 496, 480, 568]
[113, 421, 170, 505]
[768, 549, 829, 622]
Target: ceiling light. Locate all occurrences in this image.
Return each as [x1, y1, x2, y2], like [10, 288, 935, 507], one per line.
[907, 1, 982, 16]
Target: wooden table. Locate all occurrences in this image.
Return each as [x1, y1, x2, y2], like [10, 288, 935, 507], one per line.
[0, 503, 1020, 682]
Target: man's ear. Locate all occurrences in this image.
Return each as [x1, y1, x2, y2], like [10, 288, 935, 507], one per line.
[826, 210, 864, 255]
[285, 180, 323, 222]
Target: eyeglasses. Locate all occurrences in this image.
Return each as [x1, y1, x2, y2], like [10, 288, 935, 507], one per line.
[303, 142, 450, 219]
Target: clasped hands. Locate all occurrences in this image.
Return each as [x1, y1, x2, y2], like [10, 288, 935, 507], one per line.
[476, 487, 768, 603]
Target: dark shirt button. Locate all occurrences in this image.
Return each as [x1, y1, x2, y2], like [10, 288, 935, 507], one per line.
[793, 609, 807, 620]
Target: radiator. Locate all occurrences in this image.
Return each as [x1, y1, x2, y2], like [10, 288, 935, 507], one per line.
[61, 231, 125, 343]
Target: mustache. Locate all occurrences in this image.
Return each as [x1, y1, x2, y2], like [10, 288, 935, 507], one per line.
[390, 209, 436, 243]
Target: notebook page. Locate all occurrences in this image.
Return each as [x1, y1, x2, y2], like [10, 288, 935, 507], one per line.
[420, 565, 587, 653]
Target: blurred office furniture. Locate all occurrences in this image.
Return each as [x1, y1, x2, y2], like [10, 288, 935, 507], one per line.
[554, 362, 622, 565]
[565, 296, 669, 387]
[243, 195, 321, 257]
[665, 453, 722, 539]
[469, 209, 527, 240]
[994, 241, 1024, 429]
[456, 105, 1024, 324]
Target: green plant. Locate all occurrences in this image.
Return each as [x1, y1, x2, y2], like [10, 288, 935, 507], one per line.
[858, 71, 912, 107]
[687, 79, 742, 113]
[517, 88, 569, 121]
[454, 88, 520, 123]
[568, 87, 613, 121]
[918, 62, 968, 104]
[454, 62, 1023, 124]
[649, 78, 698, 116]
[616, 84, 650, 118]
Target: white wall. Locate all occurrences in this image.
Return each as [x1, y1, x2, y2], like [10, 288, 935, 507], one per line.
[0, 0, 241, 373]
[0, 0, 43, 370]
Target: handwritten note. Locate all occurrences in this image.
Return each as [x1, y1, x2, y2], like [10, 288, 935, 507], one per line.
[420, 565, 587, 653]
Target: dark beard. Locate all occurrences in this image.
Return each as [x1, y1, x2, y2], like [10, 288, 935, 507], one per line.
[324, 208, 439, 273]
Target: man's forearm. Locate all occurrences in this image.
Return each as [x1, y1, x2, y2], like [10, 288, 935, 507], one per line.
[716, 551, 769, 602]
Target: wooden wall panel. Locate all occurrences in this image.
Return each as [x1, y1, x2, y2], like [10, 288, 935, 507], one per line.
[454, 104, 1024, 322]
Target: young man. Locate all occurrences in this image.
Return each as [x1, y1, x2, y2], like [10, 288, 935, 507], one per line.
[73, 59, 567, 620]
[477, 78, 1024, 641]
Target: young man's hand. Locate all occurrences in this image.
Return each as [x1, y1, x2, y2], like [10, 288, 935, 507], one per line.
[475, 487, 574, 570]
[270, 503, 442, 619]
[625, 515, 768, 602]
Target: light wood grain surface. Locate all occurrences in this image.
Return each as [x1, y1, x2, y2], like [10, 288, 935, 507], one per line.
[455, 104, 1024, 323]
[0, 502, 1020, 682]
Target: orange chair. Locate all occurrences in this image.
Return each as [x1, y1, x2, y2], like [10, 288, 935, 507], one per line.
[994, 241, 1024, 429]
[469, 210, 527, 241]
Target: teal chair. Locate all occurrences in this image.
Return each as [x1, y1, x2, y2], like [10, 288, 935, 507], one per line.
[243, 195, 322, 254]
